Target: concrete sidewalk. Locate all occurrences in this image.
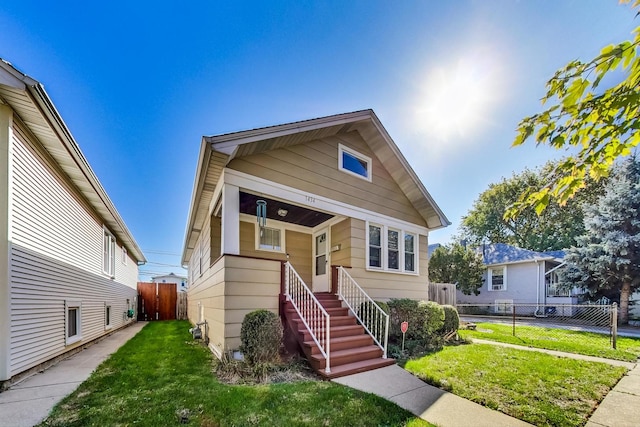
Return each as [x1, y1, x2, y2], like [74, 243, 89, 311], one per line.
[334, 364, 533, 426]
[0, 322, 146, 427]
[587, 363, 640, 427]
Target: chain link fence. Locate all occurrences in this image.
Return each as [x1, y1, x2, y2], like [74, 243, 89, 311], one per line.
[457, 302, 618, 349]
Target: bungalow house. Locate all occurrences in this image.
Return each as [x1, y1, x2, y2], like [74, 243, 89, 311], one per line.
[182, 110, 449, 378]
[456, 243, 580, 315]
[0, 59, 145, 386]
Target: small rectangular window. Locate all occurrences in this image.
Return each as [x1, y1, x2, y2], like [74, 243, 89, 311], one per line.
[103, 228, 115, 276]
[369, 225, 382, 268]
[105, 305, 112, 329]
[65, 300, 82, 345]
[339, 144, 372, 181]
[258, 226, 283, 252]
[122, 247, 128, 265]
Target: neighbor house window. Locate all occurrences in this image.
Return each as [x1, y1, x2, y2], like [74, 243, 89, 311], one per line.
[122, 247, 128, 265]
[367, 223, 418, 273]
[338, 144, 372, 181]
[65, 300, 82, 345]
[103, 228, 115, 277]
[257, 226, 284, 252]
[489, 266, 506, 291]
[105, 304, 112, 329]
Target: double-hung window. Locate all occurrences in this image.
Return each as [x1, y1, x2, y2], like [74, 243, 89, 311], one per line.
[103, 228, 115, 277]
[489, 266, 506, 291]
[367, 223, 417, 273]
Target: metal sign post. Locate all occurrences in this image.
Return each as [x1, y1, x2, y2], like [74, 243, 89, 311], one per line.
[401, 321, 408, 352]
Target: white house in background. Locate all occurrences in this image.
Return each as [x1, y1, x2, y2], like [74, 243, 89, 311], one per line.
[152, 272, 188, 292]
[456, 243, 580, 315]
[0, 59, 146, 386]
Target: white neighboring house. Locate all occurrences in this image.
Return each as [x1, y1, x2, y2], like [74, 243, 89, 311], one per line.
[152, 273, 188, 292]
[0, 59, 146, 385]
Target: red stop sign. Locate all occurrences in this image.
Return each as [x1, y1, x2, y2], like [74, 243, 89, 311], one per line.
[401, 321, 408, 334]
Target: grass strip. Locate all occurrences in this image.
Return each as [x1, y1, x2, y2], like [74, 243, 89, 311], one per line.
[459, 322, 640, 361]
[404, 343, 627, 427]
[40, 320, 431, 427]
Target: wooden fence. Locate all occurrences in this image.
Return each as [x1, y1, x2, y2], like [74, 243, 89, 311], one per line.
[429, 282, 457, 306]
[177, 292, 188, 320]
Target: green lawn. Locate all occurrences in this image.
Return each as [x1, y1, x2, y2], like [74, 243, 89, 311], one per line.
[39, 321, 431, 427]
[405, 343, 626, 427]
[459, 322, 640, 362]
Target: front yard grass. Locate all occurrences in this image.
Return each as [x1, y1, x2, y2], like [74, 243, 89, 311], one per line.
[404, 343, 627, 427]
[40, 321, 431, 427]
[459, 322, 640, 362]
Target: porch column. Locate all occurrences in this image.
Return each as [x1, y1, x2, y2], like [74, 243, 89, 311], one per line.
[220, 183, 240, 255]
[0, 105, 12, 381]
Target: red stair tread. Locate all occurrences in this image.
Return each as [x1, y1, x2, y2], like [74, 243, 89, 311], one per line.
[317, 358, 396, 379]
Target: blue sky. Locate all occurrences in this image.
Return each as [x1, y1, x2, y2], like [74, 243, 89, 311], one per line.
[0, 1, 636, 280]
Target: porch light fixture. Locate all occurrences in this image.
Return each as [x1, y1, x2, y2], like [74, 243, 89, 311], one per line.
[277, 208, 288, 217]
[256, 200, 267, 231]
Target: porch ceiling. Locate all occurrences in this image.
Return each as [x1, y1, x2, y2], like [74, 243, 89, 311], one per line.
[240, 191, 333, 227]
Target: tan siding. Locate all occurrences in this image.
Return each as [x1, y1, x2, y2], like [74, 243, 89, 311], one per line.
[210, 214, 221, 263]
[228, 131, 426, 226]
[187, 255, 281, 357]
[9, 245, 137, 376]
[330, 219, 352, 267]
[285, 231, 312, 285]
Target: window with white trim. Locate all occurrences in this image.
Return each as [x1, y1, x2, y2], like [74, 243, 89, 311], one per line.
[256, 226, 284, 252]
[122, 247, 128, 265]
[489, 266, 506, 291]
[367, 223, 418, 273]
[338, 144, 372, 181]
[103, 228, 115, 277]
[65, 300, 82, 345]
[105, 304, 112, 329]
[404, 233, 416, 272]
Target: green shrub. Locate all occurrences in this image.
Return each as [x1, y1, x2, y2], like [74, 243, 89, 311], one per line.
[387, 299, 424, 341]
[440, 305, 460, 335]
[240, 310, 283, 365]
[418, 301, 445, 349]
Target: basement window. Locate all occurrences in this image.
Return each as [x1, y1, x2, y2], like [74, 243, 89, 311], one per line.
[65, 300, 82, 345]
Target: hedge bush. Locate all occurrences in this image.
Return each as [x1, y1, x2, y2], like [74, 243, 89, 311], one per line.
[387, 299, 424, 341]
[240, 309, 283, 364]
[440, 304, 460, 335]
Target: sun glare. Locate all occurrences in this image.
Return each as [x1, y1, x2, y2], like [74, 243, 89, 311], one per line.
[417, 56, 501, 141]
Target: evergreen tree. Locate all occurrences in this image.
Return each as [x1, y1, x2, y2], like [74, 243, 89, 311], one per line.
[429, 243, 485, 296]
[560, 156, 640, 323]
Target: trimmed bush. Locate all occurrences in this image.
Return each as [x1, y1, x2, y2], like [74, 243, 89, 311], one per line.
[419, 301, 445, 338]
[240, 310, 283, 364]
[440, 304, 460, 335]
[387, 299, 424, 341]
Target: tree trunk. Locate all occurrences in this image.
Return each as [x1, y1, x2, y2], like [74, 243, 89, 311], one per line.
[619, 280, 631, 325]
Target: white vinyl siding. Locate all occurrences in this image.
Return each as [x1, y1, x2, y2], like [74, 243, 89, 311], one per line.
[7, 123, 139, 377]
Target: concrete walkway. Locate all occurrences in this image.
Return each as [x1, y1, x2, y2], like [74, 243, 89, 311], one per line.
[0, 322, 146, 427]
[334, 364, 532, 427]
[335, 339, 640, 427]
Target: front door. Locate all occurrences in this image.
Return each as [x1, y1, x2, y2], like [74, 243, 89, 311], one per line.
[313, 228, 330, 292]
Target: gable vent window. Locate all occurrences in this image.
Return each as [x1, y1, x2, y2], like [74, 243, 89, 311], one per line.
[339, 144, 372, 182]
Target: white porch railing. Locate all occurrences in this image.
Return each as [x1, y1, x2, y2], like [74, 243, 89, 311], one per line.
[336, 266, 389, 358]
[283, 262, 331, 373]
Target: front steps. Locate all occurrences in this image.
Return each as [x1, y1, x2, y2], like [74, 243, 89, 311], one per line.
[284, 292, 394, 379]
